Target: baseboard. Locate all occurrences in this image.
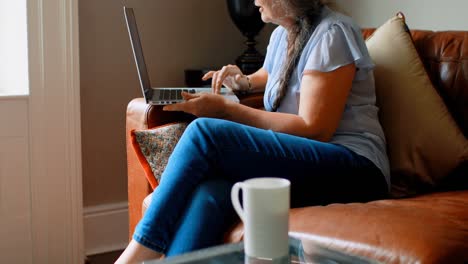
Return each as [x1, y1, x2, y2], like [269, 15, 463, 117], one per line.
[84, 202, 129, 256]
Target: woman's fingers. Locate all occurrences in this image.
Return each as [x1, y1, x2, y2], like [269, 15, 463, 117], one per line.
[162, 92, 199, 112]
[234, 74, 243, 82]
[181, 91, 199, 100]
[204, 70, 223, 93]
[202, 71, 215, 81]
[215, 65, 236, 93]
[203, 65, 243, 93]
[211, 71, 220, 93]
[162, 102, 183, 112]
[210, 66, 224, 94]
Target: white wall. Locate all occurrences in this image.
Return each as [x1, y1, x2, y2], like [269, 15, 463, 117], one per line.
[335, 0, 468, 30]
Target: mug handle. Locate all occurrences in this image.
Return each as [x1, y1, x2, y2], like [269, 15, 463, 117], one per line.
[231, 182, 245, 222]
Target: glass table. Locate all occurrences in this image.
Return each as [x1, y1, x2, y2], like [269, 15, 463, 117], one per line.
[146, 236, 380, 264]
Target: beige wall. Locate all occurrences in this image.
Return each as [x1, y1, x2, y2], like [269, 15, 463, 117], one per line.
[79, 0, 274, 206]
[335, 0, 468, 30]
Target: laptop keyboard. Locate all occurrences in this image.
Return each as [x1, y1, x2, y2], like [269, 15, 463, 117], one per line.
[158, 89, 196, 101]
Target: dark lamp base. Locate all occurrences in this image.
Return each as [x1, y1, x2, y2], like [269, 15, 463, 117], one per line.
[236, 54, 265, 75]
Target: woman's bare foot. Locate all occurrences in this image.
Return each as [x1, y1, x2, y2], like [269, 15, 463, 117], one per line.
[115, 239, 163, 264]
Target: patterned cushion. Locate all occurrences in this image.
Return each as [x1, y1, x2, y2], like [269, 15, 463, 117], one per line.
[131, 122, 188, 188]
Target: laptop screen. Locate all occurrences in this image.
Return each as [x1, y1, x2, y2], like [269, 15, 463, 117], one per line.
[124, 7, 153, 102]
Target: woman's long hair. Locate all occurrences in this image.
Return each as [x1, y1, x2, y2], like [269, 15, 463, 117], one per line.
[271, 0, 326, 111]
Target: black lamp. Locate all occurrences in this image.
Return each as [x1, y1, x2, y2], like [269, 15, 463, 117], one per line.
[227, 0, 265, 74]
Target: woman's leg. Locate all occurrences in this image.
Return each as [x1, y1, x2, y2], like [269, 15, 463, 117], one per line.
[115, 239, 162, 264]
[130, 117, 387, 257]
[164, 178, 236, 257]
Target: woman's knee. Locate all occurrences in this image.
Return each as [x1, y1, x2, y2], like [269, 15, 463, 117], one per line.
[186, 118, 228, 133]
[184, 118, 236, 144]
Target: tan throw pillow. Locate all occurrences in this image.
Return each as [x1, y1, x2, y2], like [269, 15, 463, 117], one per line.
[365, 14, 468, 197]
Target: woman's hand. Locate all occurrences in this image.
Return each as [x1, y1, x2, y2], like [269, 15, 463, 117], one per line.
[162, 91, 230, 118]
[202, 64, 249, 94]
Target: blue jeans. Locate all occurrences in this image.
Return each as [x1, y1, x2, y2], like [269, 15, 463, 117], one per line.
[134, 118, 387, 256]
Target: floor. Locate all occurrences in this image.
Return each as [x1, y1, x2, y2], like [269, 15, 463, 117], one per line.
[86, 250, 123, 264]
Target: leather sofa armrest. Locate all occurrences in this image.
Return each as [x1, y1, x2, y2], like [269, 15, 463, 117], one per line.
[126, 98, 193, 240]
[126, 93, 264, 240]
[126, 98, 153, 241]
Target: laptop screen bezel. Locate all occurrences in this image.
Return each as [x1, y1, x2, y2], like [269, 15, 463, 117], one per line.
[124, 7, 153, 103]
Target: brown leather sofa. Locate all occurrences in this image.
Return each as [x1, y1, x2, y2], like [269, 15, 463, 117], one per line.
[126, 29, 468, 263]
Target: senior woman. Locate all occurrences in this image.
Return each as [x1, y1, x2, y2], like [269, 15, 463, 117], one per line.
[116, 0, 389, 263]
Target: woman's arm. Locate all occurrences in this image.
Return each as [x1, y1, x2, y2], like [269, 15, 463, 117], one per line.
[165, 64, 355, 142]
[224, 63, 356, 141]
[246, 68, 268, 93]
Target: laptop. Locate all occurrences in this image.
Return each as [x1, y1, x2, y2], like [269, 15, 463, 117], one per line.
[124, 6, 239, 105]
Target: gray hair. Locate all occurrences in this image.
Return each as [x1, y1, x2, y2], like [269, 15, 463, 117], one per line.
[271, 0, 326, 111]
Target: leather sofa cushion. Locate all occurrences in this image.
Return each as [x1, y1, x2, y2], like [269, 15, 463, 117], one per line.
[143, 190, 468, 263]
[225, 191, 468, 264]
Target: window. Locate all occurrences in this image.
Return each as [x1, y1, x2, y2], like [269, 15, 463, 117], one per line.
[0, 0, 29, 96]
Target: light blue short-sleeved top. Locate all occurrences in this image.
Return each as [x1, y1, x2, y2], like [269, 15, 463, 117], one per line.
[263, 6, 390, 187]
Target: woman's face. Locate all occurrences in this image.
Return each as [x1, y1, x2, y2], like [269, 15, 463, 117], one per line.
[254, 0, 295, 27]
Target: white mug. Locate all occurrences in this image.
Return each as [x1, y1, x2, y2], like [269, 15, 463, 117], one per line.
[231, 177, 290, 259]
